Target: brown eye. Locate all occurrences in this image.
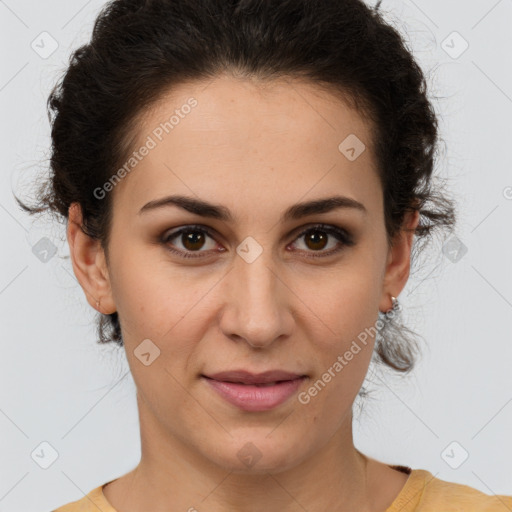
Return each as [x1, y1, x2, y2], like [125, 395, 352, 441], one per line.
[161, 223, 354, 260]
[303, 229, 329, 251]
[161, 225, 219, 258]
[181, 230, 207, 251]
[291, 224, 354, 258]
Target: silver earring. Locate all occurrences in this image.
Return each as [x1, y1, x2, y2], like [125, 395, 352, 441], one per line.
[385, 295, 399, 315]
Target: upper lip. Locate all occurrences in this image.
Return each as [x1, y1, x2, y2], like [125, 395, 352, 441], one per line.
[203, 370, 306, 385]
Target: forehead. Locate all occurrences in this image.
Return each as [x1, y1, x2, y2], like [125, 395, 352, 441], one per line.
[113, 74, 381, 219]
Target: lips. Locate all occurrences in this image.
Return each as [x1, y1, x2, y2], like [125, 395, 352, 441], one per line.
[202, 370, 307, 412]
[204, 369, 306, 385]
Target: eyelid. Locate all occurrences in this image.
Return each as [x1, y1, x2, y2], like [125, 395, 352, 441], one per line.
[288, 223, 354, 258]
[161, 222, 354, 259]
[161, 224, 221, 259]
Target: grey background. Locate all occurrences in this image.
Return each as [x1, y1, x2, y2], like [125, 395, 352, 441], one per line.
[1, 0, 511, 510]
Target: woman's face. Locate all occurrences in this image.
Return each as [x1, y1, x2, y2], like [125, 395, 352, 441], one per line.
[71, 74, 416, 473]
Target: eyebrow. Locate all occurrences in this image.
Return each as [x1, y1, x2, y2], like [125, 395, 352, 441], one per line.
[138, 194, 367, 222]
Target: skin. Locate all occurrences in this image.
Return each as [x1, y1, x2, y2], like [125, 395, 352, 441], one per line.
[67, 74, 419, 512]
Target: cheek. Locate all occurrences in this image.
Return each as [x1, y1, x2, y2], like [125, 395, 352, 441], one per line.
[298, 280, 378, 421]
[107, 246, 221, 385]
[302, 261, 382, 346]
[295, 260, 381, 405]
[108, 244, 195, 337]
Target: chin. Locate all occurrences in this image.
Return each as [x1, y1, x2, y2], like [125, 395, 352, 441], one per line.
[201, 428, 311, 475]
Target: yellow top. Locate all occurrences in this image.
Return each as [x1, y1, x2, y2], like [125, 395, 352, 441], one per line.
[53, 467, 512, 511]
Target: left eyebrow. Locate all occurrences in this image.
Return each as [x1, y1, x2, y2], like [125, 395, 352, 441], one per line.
[138, 194, 367, 222]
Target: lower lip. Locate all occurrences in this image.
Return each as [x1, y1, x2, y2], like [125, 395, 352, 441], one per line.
[203, 376, 306, 412]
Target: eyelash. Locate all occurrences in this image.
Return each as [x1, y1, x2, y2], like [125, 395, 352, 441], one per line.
[160, 223, 355, 260]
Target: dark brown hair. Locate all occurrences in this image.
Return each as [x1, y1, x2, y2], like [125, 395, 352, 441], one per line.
[16, 0, 456, 376]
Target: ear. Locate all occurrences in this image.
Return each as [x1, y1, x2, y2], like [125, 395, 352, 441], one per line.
[67, 203, 116, 314]
[378, 209, 420, 313]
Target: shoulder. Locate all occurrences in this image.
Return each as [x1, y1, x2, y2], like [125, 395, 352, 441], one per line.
[395, 469, 512, 511]
[51, 481, 116, 512]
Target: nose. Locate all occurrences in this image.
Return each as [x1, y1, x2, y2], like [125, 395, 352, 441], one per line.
[219, 251, 294, 349]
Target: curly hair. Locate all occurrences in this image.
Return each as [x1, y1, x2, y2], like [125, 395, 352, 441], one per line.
[16, 0, 456, 376]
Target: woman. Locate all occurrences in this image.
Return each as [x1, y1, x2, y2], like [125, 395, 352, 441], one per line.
[17, 0, 511, 510]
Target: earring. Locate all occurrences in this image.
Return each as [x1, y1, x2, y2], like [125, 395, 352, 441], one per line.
[385, 295, 399, 315]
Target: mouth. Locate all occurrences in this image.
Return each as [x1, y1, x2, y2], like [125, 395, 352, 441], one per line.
[204, 369, 306, 384]
[201, 370, 308, 412]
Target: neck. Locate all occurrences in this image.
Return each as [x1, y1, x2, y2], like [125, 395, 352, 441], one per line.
[105, 395, 376, 512]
